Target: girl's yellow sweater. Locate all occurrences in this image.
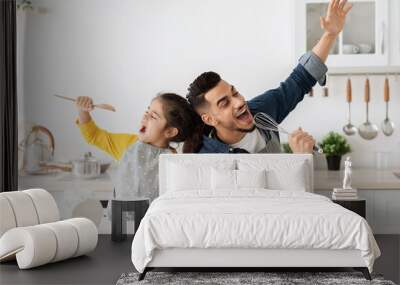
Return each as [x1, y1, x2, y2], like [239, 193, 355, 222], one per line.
[76, 119, 138, 160]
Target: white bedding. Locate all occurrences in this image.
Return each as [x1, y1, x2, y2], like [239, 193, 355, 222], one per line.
[131, 190, 380, 273]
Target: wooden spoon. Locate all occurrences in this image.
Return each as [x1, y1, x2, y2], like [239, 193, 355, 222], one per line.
[54, 94, 116, 112]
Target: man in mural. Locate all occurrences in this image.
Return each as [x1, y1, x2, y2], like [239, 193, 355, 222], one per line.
[186, 0, 352, 154]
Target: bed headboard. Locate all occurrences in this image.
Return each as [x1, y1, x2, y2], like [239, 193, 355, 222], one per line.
[159, 154, 314, 195]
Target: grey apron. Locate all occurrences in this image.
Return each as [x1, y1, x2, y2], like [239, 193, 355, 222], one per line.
[257, 128, 282, 153]
[210, 127, 282, 154]
[109, 141, 172, 202]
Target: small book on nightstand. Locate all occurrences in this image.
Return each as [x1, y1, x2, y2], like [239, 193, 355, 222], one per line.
[332, 157, 359, 200]
[332, 188, 358, 200]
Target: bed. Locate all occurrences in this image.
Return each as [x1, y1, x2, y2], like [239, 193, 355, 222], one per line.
[131, 154, 381, 281]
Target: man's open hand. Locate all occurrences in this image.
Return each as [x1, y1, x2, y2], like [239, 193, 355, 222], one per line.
[321, 0, 353, 36]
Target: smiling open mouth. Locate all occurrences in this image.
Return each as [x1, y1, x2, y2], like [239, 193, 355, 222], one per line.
[139, 126, 146, 133]
[236, 108, 253, 124]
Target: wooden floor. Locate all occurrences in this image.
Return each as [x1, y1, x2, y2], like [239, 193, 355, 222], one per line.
[0, 235, 398, 285]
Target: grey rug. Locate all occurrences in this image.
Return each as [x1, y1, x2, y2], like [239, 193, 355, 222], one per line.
[116, 271, 396, 285]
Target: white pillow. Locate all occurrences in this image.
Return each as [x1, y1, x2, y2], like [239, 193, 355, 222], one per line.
[168, 162, 210, 191]
[238, 159, 308, 191]
[211, 168, 236, 190]
[167, 160, 235, 192]
[237, 169, 267, 189]
[211, 168, 267, 191]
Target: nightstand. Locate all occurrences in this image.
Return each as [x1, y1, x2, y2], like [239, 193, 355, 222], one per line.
[332, 199, 366, 218]
[111, 199, 149, 242]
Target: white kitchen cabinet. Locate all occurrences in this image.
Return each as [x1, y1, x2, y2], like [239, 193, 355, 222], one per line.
[19, 173, 114, 234]
[390, 0, 400, 65]
[315, 189, 400, 234]
[294, 0, 390, 68]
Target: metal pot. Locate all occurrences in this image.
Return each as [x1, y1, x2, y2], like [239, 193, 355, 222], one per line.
[72, 152, 100, 179]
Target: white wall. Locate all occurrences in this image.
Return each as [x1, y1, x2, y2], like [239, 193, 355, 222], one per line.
[19, 0, 400, 169]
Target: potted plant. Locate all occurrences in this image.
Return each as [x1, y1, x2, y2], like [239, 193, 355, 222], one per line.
[281, 143, 293, 154]
[319, 132, 351, 170]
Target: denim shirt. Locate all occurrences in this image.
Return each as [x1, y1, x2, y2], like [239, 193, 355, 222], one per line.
[197, 51, 328, 154]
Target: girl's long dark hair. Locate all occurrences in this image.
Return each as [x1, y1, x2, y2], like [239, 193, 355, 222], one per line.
[157, 93, 204, 153]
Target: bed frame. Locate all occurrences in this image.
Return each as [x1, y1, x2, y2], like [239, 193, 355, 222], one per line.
[140, 248, 371, 280]
[138, 154, 372, 281]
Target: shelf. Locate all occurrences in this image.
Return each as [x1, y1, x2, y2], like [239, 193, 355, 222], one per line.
[327, 66, 400, 76]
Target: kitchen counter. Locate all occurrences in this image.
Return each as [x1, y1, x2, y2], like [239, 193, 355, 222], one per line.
[314, 169, 400, 235]
[314, 169, 400, 190]
[18, 169, 400, 234]
[19, 169, 400, 193]
[18, 172, 113, 196]
[18, 172, 114, 233]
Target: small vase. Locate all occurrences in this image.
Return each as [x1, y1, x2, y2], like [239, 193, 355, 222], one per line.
[326, 155, 342, 171]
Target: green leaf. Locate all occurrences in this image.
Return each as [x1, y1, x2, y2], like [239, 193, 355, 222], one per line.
[318, 131, 351, 156]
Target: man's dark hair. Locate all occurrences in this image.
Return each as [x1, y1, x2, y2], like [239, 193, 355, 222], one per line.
[186, 71, 221, 110]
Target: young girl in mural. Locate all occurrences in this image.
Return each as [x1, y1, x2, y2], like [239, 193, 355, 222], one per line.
[75, 93, 202, 202]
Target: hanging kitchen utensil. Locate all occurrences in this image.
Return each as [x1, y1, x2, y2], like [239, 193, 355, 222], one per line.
[381, 77, 395, 136]
[53, 94, 116, 112]
[358, 78, 378, 140]
[342, 78, 357, 136]
[20, 125, 55, 173]
[253, 112, 323, 154]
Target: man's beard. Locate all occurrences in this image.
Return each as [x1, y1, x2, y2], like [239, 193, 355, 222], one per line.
[235, 124, 256, 133]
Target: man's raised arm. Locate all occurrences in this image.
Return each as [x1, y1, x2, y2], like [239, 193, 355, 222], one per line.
[300, 0, 353, 86]
[312, 0, 353, 63]
[249, 0, 353, 124]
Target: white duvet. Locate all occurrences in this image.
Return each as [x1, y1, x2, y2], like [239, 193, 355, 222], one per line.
[131, 190, 380, 273]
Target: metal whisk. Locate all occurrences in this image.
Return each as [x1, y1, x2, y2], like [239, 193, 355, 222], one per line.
[254, 112, 323, 154]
